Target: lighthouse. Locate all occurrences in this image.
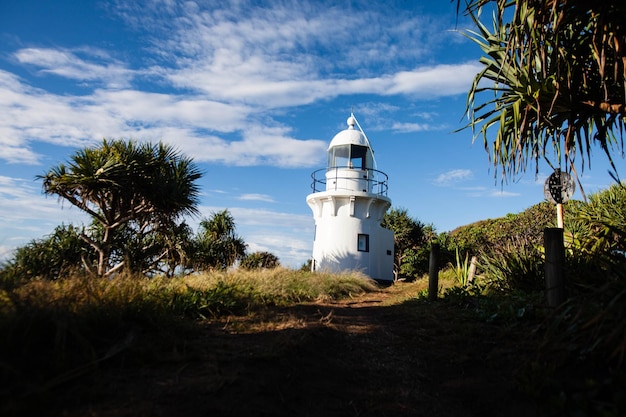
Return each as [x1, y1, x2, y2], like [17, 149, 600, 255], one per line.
[306, 114, 394, 282]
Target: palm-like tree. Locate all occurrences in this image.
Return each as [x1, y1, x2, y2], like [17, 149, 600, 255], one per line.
[40, 139, 202, 277]
[459, 0, 626, 188]
[192, 210, 247, 271]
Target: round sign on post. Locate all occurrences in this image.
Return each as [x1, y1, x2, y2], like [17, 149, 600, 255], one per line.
[544, 168, 576, 204]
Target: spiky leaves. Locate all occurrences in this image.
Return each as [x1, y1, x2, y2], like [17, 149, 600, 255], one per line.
[192, 210, 247, 272]
[460, 0, 626, 185]
[39, 139, 202, 277]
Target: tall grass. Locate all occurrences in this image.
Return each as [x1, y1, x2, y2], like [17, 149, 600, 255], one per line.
[0, 268, 378, 410]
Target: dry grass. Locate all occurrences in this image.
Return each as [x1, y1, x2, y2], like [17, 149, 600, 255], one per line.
[0, 268, 388, 416]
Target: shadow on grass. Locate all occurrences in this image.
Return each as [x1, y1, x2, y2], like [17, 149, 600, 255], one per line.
[2, 295, 540, 417]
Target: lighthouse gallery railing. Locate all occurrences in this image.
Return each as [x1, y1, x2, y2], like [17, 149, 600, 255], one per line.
[310, 166, 389, 196]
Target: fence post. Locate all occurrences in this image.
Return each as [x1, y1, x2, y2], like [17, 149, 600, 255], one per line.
[544, 227, 565, 307]
[467, 256, 478, 285]
[428, 243, 440, 301]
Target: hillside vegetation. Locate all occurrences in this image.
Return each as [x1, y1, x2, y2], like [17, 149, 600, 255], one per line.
[1, 184, 625, 416]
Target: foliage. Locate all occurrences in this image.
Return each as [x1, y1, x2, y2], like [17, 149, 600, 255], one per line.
[191, 209, 247, 271]
[460, 0, 626, 184]
[381, 207, 431, 280]
[39, 139, 202, 277]
[240, 251, 280, 270]
[0, 224, 90, 282]
[299, 258, 313, 272]
[479, 241, 545, 293]
[0, 268, 378, 397]
[436, 183, 626, 415]
[0, 268, 378, 411]
[107, 219, 196, 277]
[566, 183, 626, 274]
[449, 248, 471, 287]
[447, 201, 554, 257]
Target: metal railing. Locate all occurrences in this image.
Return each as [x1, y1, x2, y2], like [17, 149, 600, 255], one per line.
[310, 166, 389, 196]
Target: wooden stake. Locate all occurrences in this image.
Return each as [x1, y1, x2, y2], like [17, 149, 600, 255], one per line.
[556, 203, 564, 228]
[428, 243, 440, 301]
[544, 227, 565, 307]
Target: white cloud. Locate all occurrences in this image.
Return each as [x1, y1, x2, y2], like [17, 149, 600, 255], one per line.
[127, 0, 472, 106]
[196, 205, 314, 267]
[459, 186, 521, 198]
[15, 47, 134, 89]
[0, 0, 478, 168]
[489, 190, 521, 197]
[0, 70, 327, 167]
[238, 193, 275, 202]
[0, 176, 91, 260]
[391, 122, 443, 133]
[385, 63, 483, 97]
[433, 169, 473, 186]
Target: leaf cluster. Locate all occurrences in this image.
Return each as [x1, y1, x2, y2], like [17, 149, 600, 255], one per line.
[38, 139, 203, 277]
[381, 207, 434, 280]
[460, 0, 626, 184]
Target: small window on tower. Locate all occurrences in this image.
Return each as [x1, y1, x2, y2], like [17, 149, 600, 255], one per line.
[357, 234, 369, 252]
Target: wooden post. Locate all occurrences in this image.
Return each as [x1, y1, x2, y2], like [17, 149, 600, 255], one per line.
[556, 203, 564, 228]
[428, 243, 440, 301]
[544, 227, 565, 307]
[467, 256, 478, 285]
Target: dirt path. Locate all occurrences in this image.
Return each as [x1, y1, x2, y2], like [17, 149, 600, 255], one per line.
[26, 288, 539, 417]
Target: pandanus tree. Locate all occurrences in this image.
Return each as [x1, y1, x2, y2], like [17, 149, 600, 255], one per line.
[458, 0, 626, 189]
[40, 139, 202, 277]
[192, 209, 247, 271]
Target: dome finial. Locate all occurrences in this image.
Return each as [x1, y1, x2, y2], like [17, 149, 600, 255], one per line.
[347, 114, 356, 129]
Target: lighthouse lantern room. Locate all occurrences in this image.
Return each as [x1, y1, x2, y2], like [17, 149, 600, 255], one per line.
[306, 114, 394, 282]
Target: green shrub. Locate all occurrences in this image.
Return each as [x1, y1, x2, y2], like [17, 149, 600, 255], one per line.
[240, 251, 280, 270]
[565, 183, 626, 284]
[479, 242, 545, 293]
[447, 202, 555, 258]
[0, 224, 88, 281]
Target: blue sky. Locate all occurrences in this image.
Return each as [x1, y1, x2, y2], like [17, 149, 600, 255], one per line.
[0, 0, 618, 268]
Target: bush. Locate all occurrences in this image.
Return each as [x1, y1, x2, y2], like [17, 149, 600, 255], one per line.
[240, 251, 280, 270]
[446, 202, 554, 258]
[0, 224, 88, 281]
[479, 242, 545, 293]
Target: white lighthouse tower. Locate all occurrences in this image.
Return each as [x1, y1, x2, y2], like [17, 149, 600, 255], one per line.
[306, 114, 394, 282]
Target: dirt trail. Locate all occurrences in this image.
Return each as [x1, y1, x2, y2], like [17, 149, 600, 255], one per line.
[22, 289, 539, 417]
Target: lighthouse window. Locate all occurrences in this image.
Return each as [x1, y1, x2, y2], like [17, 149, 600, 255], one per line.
[350, 145, 367, 169]
[357, 234, 369, 252]
[328, 144, 370, 169]
[329, 145, 350, 168]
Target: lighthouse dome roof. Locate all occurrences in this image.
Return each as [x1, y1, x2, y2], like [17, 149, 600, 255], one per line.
[328, 115, 368, 149]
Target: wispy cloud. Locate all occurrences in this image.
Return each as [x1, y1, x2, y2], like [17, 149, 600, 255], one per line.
[238, 193, 275, 202]
[489, 190, 521, 197]
[0, 176, 91, 260]
[384, 63, 483, 97]
[433, 169, 473, 186]
[0, 69, 327, 167]
[0, 1, 478, 168]
[15, 47, 134, 89]
[460, 186, 521, 198]
[197, 205, 314, 267]
[391, 121, 444, 133]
